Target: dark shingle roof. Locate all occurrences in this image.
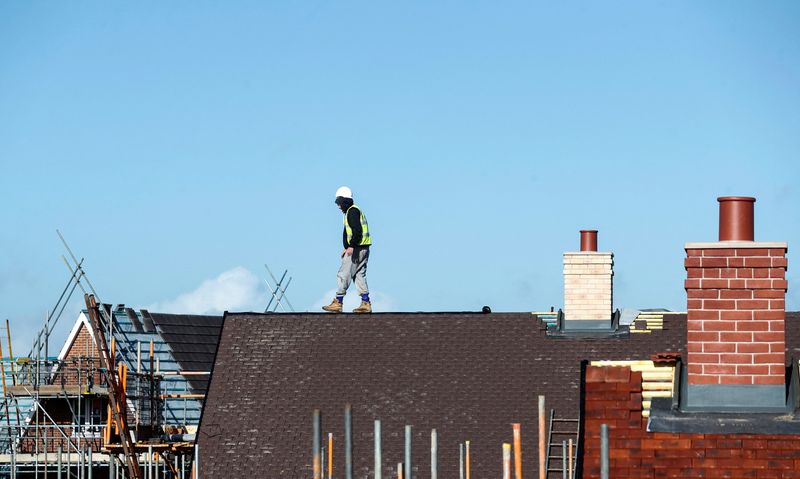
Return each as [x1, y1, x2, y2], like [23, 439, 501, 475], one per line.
[111, 309, 224, 426]
[149, 313, 224, 394]
[198, 312, 698, 478]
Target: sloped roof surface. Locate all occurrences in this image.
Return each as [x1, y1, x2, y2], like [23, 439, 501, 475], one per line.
[199, 312, 699, 478]
[149, 313, 223, 393]
[111, 308, 223, 426]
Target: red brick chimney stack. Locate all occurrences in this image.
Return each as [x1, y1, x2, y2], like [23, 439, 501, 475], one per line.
[684, 196, 788, 410]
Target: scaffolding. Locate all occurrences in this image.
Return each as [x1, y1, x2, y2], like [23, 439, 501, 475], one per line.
[0, 233, 201, 478]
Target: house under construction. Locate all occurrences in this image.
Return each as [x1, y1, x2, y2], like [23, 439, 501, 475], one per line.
[0, 295, 222, 478]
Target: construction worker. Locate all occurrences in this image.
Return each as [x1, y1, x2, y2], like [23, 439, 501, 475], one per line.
[322, 186, 372, 313]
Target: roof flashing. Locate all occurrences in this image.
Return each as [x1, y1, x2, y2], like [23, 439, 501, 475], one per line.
[648, 359, 800, 434]
[546, 309, 628, 338]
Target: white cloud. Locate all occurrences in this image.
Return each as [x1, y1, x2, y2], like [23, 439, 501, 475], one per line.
[148, 267, 268, 314]
[312, 289, 396, 313]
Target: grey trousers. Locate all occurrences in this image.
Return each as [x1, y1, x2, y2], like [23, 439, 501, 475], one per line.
[337, 247, 370, 296]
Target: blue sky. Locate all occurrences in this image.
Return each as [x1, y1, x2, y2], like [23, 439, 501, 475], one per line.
[1, 2, 799, 352]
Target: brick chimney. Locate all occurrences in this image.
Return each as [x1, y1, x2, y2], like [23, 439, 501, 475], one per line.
[684, 197, 789, 411]
[563, 230, 614, 329]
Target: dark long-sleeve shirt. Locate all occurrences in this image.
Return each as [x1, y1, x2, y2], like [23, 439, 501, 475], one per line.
[342, 206, 365, 248]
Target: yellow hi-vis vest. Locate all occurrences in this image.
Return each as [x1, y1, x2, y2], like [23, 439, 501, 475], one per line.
[344, 205, 372, 246]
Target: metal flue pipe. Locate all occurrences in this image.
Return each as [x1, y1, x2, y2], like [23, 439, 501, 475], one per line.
[503, 443, 511, 479]
[195, 443, 200, 479]
[538, 396, 546, 479]
[459, 443, 464, 479]
[344, 404, 353, 479]
[600, 424, 609, 479]
[313, 410, 321, 479]
[465, 440, 471, 479]
[374, 420, 382, 479]
[404, 425, 412, 479]
[430, 429, 437, 479]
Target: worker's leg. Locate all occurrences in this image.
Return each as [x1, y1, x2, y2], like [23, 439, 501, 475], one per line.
[336, 253, 354, 297]
[352, 247, 370, 296]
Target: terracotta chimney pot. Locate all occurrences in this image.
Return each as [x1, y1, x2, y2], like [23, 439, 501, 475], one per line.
[580, 230, 598, 252]
[718, 196, 755, 241]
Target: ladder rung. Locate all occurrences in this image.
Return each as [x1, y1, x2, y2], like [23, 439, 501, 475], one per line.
[550, 441, 575, 449]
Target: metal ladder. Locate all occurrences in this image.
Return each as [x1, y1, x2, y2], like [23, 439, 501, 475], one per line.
[544, 409, 579, 478]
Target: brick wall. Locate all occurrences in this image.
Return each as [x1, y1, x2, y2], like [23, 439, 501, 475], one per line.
[564, 252, 613, 321]
[22, 321, 107, 453]
[52, 321, 103, 387]
[583, 365, 800, 478]
[19, 398, 104, 453]
[685, 245, 788, 385]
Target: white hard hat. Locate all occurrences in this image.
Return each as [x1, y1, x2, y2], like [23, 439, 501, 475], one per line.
[335, 186, 352, 199]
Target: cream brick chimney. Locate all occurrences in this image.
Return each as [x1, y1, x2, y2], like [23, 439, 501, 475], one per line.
[563, 230, 614, 328]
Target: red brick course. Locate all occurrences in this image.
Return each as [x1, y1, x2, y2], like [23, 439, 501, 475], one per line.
[582, 365, 800, 478]
[22, 322, 107, 453]
[685, 246, 788, 385]
[52, 322, 103, 387]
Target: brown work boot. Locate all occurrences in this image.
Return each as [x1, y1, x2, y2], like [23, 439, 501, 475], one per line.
[321, 298, 343, 313]
[353, 301, 372, 314]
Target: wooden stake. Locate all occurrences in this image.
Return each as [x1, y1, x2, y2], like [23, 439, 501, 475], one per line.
[568, 439, 573, 479]
[159, 394, 205, 399]
[328, 433, 333, 479]
[110, 337, 116, 366]
[5, 319, 16, 385]
[149, 339, 154, 374]
[512, 423, 522, 479]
